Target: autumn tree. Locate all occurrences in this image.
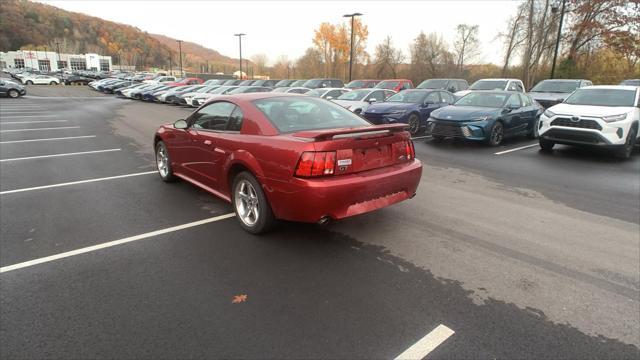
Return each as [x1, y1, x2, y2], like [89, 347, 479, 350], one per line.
[453, 24, 480, 74]
[311, 19, 368, 79]
[373, 36, 404, 78]
[409, 32, 453, 84]
[295, 47, 323, 78]
[250, 54, 268, 76]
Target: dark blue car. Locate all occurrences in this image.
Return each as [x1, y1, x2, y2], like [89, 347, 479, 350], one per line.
[427, 91, 542, 146]
[362, 89, 455, 135]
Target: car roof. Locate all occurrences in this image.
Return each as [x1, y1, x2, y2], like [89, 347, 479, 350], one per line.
[217, 92, 306, 101]
[582, 85, 638, 91]
[475, 78, 521, 81]
[538, 79, 586, 82]
[380, 79, 410, 81]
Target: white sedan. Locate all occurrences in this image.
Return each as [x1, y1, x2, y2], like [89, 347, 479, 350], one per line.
[538, 85, 640, 159]
[331, 88, 396, 114]
[21, 74, 60, 85]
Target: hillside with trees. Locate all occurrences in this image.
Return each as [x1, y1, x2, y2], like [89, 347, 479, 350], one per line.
[0, 0, 240, 71]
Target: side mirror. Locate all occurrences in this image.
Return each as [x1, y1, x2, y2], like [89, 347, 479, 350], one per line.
[174, 119, 188, 129]
[368, 98, 377, 104]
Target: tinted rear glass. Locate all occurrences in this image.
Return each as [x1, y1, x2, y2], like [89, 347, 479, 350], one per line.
[253, 96, 371, 133]
[564, 89, 636, 107]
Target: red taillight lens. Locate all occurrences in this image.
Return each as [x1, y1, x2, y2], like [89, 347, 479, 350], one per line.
[407, 140, 415, 159]
[295, 151, 336, 177]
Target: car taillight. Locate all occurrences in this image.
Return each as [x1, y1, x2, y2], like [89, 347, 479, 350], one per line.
[407, 140, 415, 159]
[295, 151, 336, 177]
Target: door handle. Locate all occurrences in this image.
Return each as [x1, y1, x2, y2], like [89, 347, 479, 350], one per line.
[203, 140, 212, 146]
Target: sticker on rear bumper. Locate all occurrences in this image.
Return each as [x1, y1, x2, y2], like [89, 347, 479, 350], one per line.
[337, 159, 352, 166]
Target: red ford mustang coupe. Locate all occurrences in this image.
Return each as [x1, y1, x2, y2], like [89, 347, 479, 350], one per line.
[154, 93, 422, 233]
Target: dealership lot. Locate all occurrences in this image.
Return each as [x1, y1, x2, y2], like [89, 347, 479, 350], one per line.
[1, 88, 639, 358]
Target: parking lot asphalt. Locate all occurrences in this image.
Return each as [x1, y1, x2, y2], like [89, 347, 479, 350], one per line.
[1, 87, 639, 359]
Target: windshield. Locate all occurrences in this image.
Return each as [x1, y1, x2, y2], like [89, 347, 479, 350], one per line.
[386, 90, 428, 103]
[530, 80, 580, 93]
[337, 89, 369, 101]
[375, 81, 399, 89]
[564, 89, 636, 107]
[346, 80, 374, 89]
[196, 86, 217, 93]
[417, 79, 448, 89]
[469, 80, 508, 91]
[272, 87, 290, 93]
[306, 89, 325, 97]
[275, 80, 295, 87]
[302, 79, 323, 88]
[620, 79, 640, 86]
[290, 80, 307, 87]
[455, 92, 509, 107]
[253, 96, 371, 133]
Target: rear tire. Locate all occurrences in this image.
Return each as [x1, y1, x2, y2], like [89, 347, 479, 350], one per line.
[232, 171, 275, 234]
[7, 89, 19, 98]
[155, 141, 177, 182]
[614, 126, 637, 160]
[539, 138, 555, 152]
[25, 80, 33, 85]
[49, 81, 57, 85]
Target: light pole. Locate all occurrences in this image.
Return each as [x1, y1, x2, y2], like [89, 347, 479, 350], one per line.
[343, 12, 362, 83]
[550, 0, 566, 79]
[234, 33, 245, 79]
[177, 40, 184, 76]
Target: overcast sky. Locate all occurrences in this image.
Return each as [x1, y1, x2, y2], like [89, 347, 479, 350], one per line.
[39, 0, 523, 66]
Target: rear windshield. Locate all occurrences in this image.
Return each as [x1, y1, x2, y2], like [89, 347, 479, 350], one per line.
[417, 79, 448, 89]
[470, 80, 508, 90]
[530, 80, 580, 93]
[253, 97, 371, 133]
[564, 89, 636, 107]
[376, 81, 400, 89]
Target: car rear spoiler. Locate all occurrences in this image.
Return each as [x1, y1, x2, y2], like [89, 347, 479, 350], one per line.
[293, 124, 409, 141]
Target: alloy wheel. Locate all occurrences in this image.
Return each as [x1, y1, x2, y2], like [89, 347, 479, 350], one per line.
[8, 90, 18, 98]
[156, 144, 169, 177]
[408, 115, 420, 135]
[490, 123, 504, 145]
[235, 180, 260, 227]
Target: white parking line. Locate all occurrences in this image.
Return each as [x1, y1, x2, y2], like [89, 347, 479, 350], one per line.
[0, 170, 157, 195]
[0, 115, 59, 118]
[0, 135, 96, 144]
[394, 324, 455, 360]
[494, 143, 539, 155]
[0, 126, 80, 133]
[1, 120, 67, 124]
[411, 135, 433, 140]
[0, 213, 236, 273]
[0, 148, 120, 162]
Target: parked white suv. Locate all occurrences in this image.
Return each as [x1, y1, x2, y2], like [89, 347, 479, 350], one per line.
[455, 78, 525, 98]
[538, 85, 640, 159]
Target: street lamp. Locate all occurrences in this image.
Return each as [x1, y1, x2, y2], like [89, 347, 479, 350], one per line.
[177, 40, 184, 76]
[343, 12, 362, 83]
[550, 0, 566, 79]
[234, 33, 246, 79]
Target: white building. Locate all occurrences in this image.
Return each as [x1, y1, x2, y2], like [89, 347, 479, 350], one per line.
[0, 50, 112, 72]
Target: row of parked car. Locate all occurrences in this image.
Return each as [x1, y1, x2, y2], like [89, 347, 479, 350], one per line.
[86, 73, 640, 159]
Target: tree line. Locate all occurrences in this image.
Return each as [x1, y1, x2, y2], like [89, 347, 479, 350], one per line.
[259, 0, 638, 86]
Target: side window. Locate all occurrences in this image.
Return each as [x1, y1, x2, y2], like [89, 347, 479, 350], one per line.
[458, 81, 469, 90]
[366, 90, 386, 102]
[516, 82, 524, 92]
[227, 107, 244, 132]
[507, 81, 518, 91]
[519, 94, 532, 106]
[506, 94, 522, 108]
[425, 92, 440, 104]
[190, 101, 236, 130]
[327, 90, 342, 98]
[384, 90, 395, 99]
[440, 92, 455, 104]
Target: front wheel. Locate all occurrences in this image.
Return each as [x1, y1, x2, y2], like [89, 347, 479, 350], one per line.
[614, 127, 637, 160]
[408, 114, 420, 135]
[527, 118, 539, 139]
[7, 89, 19, 98]
[25, 80, 33, 85]
[485, 122, 504, 146]
[155, 141, 177, 182]
[49, 81, 57, 85]
[232, 171, 275, 234]
[539, 138, 555, 152]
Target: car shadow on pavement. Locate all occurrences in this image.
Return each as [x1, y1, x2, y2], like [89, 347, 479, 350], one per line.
[255, 222, 639, 359]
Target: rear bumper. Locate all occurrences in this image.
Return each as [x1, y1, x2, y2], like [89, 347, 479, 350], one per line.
[264, 159, 422, 222]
